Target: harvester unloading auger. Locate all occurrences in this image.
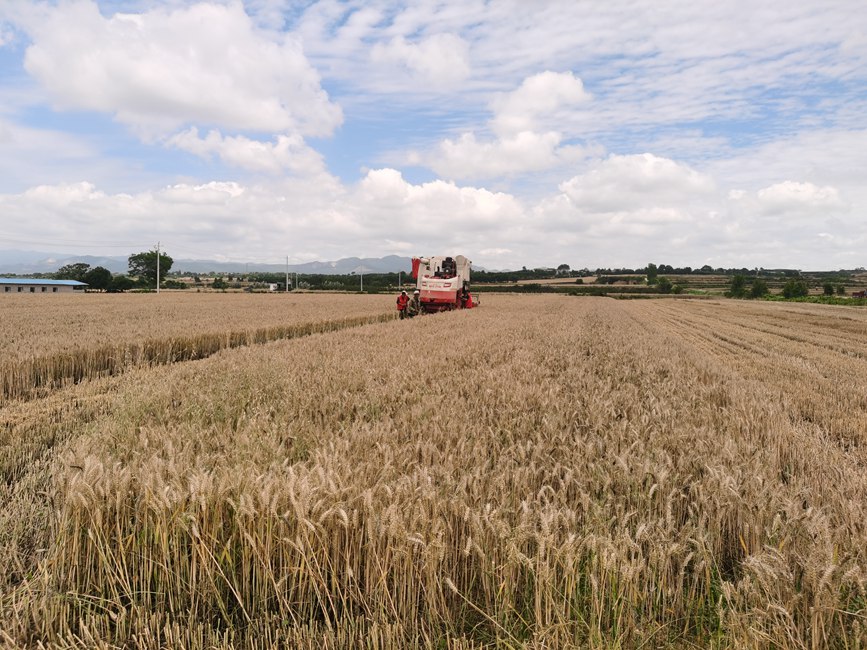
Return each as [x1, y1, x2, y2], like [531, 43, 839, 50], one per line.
[411, 255, 478, 313]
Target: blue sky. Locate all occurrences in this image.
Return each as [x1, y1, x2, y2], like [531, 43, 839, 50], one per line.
[0, 0, 865, 269]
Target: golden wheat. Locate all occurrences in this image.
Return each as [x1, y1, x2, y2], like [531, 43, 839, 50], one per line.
[0, 295, 865, 648]
[0, 293, 393, 404]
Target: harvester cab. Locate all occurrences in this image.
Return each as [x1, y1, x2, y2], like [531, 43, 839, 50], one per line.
[411, 255, 477, 313]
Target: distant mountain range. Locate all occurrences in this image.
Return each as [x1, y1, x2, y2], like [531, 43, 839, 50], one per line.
[0, 250, 416, 276]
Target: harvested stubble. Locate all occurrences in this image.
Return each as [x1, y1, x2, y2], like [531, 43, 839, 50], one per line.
[1, 295, 866, 649]
[0, 293, 393, 404]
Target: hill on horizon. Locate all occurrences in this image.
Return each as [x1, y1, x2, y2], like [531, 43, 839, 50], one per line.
[0, 250, 416, 276]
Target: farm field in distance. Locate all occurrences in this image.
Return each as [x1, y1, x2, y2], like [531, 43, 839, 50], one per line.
[1, 294, 866, 648]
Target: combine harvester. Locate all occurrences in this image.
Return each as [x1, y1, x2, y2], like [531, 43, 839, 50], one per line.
[411, 255, 478, 313]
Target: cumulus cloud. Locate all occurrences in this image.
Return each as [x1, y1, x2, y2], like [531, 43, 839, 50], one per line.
[755, 181, 846, 214]
[158, 181, 246, 204]
[19, 1, 341, 137]
[419, 71, 593, 181]
[719, 180, 850, 262]
[558, 153, 715, 213]
[23, 181, 106, 205]
[167, 128, 329, 176]
[0, 170, 528, 265]
[370, 33, 470, 88]
[506, 153, 726, 266]
[0, 177, 338, 258]
[490, 71, 591, 137]
[427, 131, 587, 181]
[356, 168, 523, 235]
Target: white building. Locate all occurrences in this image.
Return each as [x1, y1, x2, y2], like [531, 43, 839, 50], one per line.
[0, 278, 87, 294]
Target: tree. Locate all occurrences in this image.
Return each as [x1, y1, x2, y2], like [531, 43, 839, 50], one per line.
[782, 279, 809, 298]
[556, 263, 571, 275]
[729, 274, 747, 298]
[657, 277, 673, 294]
[837, 284, 846, 296]
[128, 250, 173, 288]
[84, 266, 112, 291]
[822, 282, 835, 296]
[108, 275, 135, 292]
[55, 262, 91, 282]
[750, 279, 769, 298]
[646, 263, 658, 285]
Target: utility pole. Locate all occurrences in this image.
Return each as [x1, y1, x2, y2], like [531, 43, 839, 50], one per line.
[399, 271, 402, 289]
[360, 268, 363, 293]
[285, 256, 289, 292]
[156, 241, 160, 294]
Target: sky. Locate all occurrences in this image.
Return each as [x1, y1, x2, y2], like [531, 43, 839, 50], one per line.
[0, 0, 865, 270]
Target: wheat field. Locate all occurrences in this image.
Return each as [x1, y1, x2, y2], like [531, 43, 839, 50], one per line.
[1, 294, 865, 648]
[0, 293, 393, 404]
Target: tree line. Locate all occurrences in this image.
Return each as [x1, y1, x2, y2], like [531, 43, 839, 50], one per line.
[54, 250, 174, 292]
[50, 252, 861, 297]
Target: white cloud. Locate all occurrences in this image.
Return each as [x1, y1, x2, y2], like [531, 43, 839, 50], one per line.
[508, 153, 728, 267]
[159, 181, 246, 204]
[19, 1, 341, 137]
[427, 130, 587, 181]
[490, 71, 590, 137]
[0, 170, 527, 265]
[356, 167, 523, 234]
[558, 153, 715, 213]
[167, 128, 329, 177]
[723, 178, 848, 242]
[23, 181, 106, 205]
[708, 129, 867, 190]
[756, 181, 846, 214]
[3, 1, 867, 272]
[370, 33, 470, 88]
[418, 71, 593, 181]
[294, 1, 866, 143]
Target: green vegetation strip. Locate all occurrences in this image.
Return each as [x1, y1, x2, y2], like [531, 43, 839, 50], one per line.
[0, 311, 396, 405]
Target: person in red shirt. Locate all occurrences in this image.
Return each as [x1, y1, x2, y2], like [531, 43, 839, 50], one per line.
[396, 290, 409, 319]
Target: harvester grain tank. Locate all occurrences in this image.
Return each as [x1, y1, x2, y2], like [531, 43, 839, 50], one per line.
[411, 255, 478, 312]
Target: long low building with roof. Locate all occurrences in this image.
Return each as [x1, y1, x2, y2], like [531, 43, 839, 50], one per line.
[1, 278, 87, 294]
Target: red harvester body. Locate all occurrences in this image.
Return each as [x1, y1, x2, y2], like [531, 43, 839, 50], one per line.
[411, 255, 477, 313]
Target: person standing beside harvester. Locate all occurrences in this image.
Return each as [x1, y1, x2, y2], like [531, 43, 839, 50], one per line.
[396, 290, 409, 319]
[406, 290, 421, 318]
